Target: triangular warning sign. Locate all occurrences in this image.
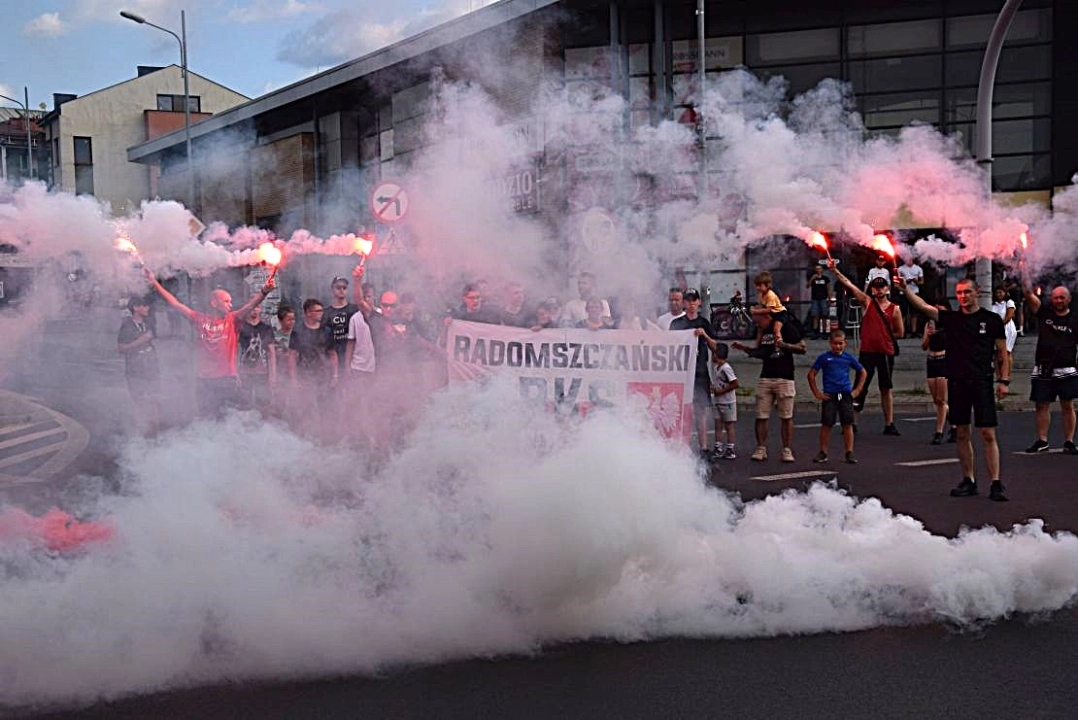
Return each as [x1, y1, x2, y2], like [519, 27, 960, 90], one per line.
[378, 228, 407, 255]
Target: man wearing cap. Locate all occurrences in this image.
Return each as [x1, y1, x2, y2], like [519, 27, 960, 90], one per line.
[323, 276, 361, 376]
[671, 288, 720, 460]
[830, 259, 904, 435]
[864, 254, 892, 291]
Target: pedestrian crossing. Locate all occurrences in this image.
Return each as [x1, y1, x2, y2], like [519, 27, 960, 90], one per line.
[0, 392, 89, 486]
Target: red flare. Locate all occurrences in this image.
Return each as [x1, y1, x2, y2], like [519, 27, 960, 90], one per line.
[1019, 231, 1029, 250]
[354, 234, 375, 257]
[871, 233, 896, 259]
[114, 236, 139, 255]
[258, 242, 282, 267]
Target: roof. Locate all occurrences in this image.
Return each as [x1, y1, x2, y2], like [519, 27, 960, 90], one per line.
[0, 108, 45, 122]
[128, 0, 561, 163]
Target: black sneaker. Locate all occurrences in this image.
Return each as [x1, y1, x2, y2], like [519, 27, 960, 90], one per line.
[1063, 441, 1078, 456]
[812, 451, 829, 463]
[1025, 439, 1050, 454]
[844, 451, 858, 464]
[950, 478, 978, 497]
[931, 432, 944, 445]
[946, 427, 957, 443]
[989, 481, 1009, 502]
[883, 424, 901, 436]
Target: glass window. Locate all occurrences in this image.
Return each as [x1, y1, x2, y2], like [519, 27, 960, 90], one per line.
[745, 28, 839, 65]
[993, 117, 1051, 155]
[186, 96, 201, 113]
[861, 91, 940, 128]
[945, 45, 1051, 86]
[848, 19, 942, 57]
[946, 9, 1052, 49]
[74, 165, 94, 195]
[755, 63, 842, 95]
[156, 94, 174, 111]
[847, 54, 941, 94]
[945, 83, 1051, 124]
[73, 136, 92, 165]
[993, 154, 1050, 192]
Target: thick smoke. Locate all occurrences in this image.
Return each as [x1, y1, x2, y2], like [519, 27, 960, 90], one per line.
[4, 41, 1078, 714]
[2, 386, 1078, 709]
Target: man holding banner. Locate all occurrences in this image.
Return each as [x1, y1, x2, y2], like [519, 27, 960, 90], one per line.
[670, 288, 720, 460]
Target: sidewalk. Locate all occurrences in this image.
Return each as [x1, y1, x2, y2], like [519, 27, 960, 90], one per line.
[734, 335, 1036, 413]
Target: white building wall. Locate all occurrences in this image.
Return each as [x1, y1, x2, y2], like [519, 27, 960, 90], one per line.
[50, 66, 247, 215]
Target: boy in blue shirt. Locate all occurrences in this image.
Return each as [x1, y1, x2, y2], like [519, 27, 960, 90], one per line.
[807, 329, 867, 463]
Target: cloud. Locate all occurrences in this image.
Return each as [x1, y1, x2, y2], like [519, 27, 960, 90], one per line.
[276, 2, 466, 68]
[23, 12, 70, 37]
[227, 0, 324, 24]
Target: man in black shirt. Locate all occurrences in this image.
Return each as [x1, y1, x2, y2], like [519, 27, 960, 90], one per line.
[322, 276, 360, 375]
[899, 276, 1009, 500]
[238, 304, 277, 413]
[1020, 284, 1078, 455]
[733, 313, 807, 463]
[806, 264, 832, 339]
[671, 288, 719, 460]
[117, 295, 162, 434]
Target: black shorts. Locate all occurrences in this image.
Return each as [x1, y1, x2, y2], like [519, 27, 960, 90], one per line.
[770, 309, 790, 325]
[821, 393, 856, 427]
[693, 375, 711, 413]
[859, 352, 895, 389]
[926, 355, 947, 379]
[947, 378, 997, 428]
[1030, 375, 1078, 404]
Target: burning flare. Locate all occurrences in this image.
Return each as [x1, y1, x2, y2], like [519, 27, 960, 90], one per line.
[257, 242, 282, 267]
[871, 233, 896, 260]
[808, 230, 833, 261]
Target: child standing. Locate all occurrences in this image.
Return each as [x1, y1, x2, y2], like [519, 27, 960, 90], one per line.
[752, 271, 788, 358]
[708, 342, 740, 459]
[807, 329, 867, 464]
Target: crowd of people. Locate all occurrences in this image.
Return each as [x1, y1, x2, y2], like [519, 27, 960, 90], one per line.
[116, 256, 1078, 498]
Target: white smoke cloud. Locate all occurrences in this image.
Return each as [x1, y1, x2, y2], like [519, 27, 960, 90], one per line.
[1, 386, 1077, 710]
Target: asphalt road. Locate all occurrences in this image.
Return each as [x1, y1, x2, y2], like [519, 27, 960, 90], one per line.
[7, 410, 1078, 720]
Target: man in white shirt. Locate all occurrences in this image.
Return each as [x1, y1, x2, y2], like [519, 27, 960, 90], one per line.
[657, 287, 685, 330]
[897, 256, 925, 336]
[564, 272, 611, 325]
[344, 306, 376, 444]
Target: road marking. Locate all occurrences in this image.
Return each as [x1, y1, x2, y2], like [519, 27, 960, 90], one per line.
[0, 428, 65, 452]
[1012, 449, 1064, 456]
[794, 422, 822, 428]
[901, 417, 938, 423]
[751, 470, 837, 482]
[0, 443, 61, 470]
[896, 458, 960, 467]
[0, 420, 43, 438]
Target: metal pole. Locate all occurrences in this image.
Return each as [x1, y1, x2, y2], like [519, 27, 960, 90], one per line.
[181, 10, 194, 210]
[975, 0, 1023, 309]
[24, 87, 33, 179]
[696, 0, 707, 198]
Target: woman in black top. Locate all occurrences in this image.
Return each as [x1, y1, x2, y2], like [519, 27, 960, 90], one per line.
[922, 301, 955, 444]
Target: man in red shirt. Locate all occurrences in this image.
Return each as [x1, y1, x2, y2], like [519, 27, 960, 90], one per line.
[145, 268, 275, 418]
[829, 260, 904, 435]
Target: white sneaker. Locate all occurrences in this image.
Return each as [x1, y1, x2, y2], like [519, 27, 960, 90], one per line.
[781, 447, 795, 463]
[723, 447, 737, 460]
[751, 446, 767, 461]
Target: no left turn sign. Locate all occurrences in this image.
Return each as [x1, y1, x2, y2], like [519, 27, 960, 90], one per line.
[370, 181, 409, 223]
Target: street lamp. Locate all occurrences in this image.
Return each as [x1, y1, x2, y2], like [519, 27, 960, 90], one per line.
[974, 0, 1024, 309]
[0, 87, 34, 180]
[120, 9, 195, 209]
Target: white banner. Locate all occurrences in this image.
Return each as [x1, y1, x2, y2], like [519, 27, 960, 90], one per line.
[447, 321, 698, 439]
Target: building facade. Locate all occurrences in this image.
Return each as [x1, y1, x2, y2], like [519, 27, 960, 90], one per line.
[127, 0, 1075, 308]
[44, 65, 248, 215]
[0, 108, 45, 186]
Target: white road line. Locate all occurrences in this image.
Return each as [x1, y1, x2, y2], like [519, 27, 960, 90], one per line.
[0, 421, 43, 437]
[896, 458, 960, 467]
[0, 443, 61, 470]
[751, 470, 837, 482]
[901, 417, 938, 423]
[0, 428, 65, 452]
[1011, 449, 1064, 456]
[794, 423, 822, 428]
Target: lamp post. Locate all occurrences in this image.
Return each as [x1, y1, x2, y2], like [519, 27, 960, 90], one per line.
[974, 0, 1024, 309]
[120, 9, 194, 209]
[0, 88, 34, 180]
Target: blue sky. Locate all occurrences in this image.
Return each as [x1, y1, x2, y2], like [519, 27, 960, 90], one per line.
[1, 0, 492, 109]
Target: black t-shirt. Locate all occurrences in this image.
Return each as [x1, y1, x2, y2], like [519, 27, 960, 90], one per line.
[238, 321, 276, 373]
[670, 315, 714, 376]
[809, 274, 831, 301]
[1033, 305, 1078, 371]
[117, 318, 159, 379]
[755, 322, 802, 380]
[322, 304, 359, 346]
[290, 323, 334, 377]
[938, 308, 1004, 380]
